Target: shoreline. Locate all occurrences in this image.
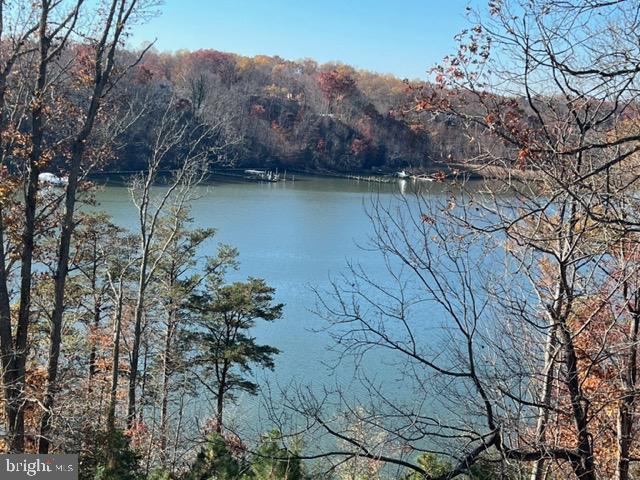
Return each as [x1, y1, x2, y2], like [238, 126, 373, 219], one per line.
[89, 163, 537, 185]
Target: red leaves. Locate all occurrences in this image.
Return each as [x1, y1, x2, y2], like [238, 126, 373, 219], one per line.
[318, 70, 356, 101]
[350, 138, 368, 156]
[134, 65, 154, 85]
[270, 120, 282, 132]
[420, 213, 436, 225]
[190, 49, 233, 71]
[251, 104, 266, 116]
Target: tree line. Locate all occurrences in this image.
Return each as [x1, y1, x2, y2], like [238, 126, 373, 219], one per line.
[101, 47, 468, 174]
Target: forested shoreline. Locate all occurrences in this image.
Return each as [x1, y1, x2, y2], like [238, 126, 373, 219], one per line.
[110, 49, 435, 174]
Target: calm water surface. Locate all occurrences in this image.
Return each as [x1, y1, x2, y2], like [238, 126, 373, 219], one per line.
[93, 175, 454, 422]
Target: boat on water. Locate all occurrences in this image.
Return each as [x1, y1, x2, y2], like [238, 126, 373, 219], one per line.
[244, 169, 281, 182]
[38, 172, 68, 187]
[396, 170, 410, 179]
[413, 174, 434, 182]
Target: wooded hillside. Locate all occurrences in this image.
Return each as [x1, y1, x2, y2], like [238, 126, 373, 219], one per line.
[112, 49, 468, 173]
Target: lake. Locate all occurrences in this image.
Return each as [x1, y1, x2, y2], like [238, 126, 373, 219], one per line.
[93, 174, 455, 432]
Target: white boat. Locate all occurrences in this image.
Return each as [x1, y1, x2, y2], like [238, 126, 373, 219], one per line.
[244, 169, 280, 182]
[396, 170, 410, 179]
[414, 174, 434, 182]
[38, 172, 68, 187]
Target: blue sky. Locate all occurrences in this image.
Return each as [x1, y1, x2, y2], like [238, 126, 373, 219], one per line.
[129, 0, 474, 80]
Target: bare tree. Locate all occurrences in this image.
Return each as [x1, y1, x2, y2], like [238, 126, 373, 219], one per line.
[126, 95, 216, 428]
[270, 2, 640, 479]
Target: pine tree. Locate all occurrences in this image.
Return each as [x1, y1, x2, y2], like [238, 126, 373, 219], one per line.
[245, 430, 305, 480]
[187, 277, 283, 433]
[185, 433, 241, 480]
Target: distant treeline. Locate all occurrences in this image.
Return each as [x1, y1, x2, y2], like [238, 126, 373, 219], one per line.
[106, 49, 480, 173]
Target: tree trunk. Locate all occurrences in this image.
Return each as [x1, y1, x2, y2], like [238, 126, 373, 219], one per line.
[559, 324, 596, 480]
[127, 272, 146, 428]
[616, 401, 633, 480]
[14, 2, 54, 451]
[88, 299, 101, 392]
[530, 318, 559, 479]
[0, 209, 18, 450]
[216, 383, 224, 434]
[10, 160, 40, 452]
[159, 320, 174, 466]
[138, 337, 150, 425]
[616, 297, 640, 480]
[216, 363, 228, 434]
[106, 287, 124, 436]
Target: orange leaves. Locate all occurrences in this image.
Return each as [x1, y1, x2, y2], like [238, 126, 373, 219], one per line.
[415, 100, 431, 112]
[70, 44, 99, 89]
[91, 329, 115, 350]
[409, 122, 425, 134]
[517, 148, 529, 170]
[125, 421, 149, 450]
[0, 166, 18, 204]
[95, 358, 112, 372]
[533, 290, 640, 478]
[432, 170, 447, 182]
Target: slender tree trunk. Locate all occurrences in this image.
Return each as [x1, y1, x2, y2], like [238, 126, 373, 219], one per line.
[88, 299, 101, 392]
[38, 137, 89, 453]
[171, 383, 187, 473]
[216, 383, 224, 434]
[617, 401, 633, 480]
[0, 209, 18, 450]
[559, 323, 596, 480]
[11, 160, 39, 452]
[159, 319, 175, 466]
[616, 295, 640, 480]
[530, 318, 559, 479]
[216, 364, 228, 434]
[106, 287, 124, 436]
[88, 243, 100, 390]
[127, 266, 147, 428]
[12, 4, 52, 449]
